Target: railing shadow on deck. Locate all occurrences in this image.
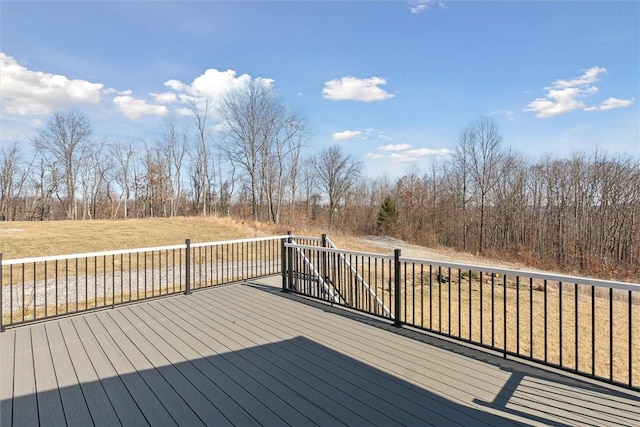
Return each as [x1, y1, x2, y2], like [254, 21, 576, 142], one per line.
[246, 280, 640, 427]
[3, 334, 524, 427]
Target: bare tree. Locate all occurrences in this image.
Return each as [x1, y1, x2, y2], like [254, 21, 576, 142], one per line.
[80, 139, 111, 219]
[160, 119, 188, 216]
[32, 111, 93, 220]
[0, 144, 29, 220]
[458, 117, 509, 253]
[218, 78, 307, 223]
[314, 145, 362, 226]
[110, 140, 136, 219]
[446, 130, 475, 251]
[188, 138, 205, 215]
[215, 152, 236, 216]
[297, 156, 319, 223]
[260, 115, 307, 223]
[26, 157, 58, 221]
[189, 97, 212, 217]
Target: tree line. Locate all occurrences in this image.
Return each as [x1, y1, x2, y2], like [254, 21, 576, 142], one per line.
[1, 80, 638, 279]
[360, 120, 639, 280]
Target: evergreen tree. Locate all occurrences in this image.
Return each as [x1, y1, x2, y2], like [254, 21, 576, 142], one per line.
[377, 196, 398, 234]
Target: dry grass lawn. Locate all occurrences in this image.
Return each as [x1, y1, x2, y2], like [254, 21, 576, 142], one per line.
[0, 217, 285, 260]
[0, 217, 378, 260]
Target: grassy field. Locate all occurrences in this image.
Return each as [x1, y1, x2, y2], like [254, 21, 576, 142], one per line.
[0, 217, 376, 260]
[0, 217, 287, 259]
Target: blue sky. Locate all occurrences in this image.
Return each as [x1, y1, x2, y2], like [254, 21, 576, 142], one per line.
[1, 1, 638, 177]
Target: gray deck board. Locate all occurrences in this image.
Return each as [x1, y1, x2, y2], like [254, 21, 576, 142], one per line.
[70, 316, 149, 426]
[93, 311, 206, 427]
[116, 305, 254, 427]
[148, 299, 310, 426]
[158, 305, 344, 425]
[12, 327, 39, 427]
[165, 297, 371, 426]
[56, 318, 121, 427]
[224, 285, 526, 425]
[176, 292, 452, 427]
[139, 302, 289, 426]
[106, 308, 231, 427]
[237, 284, 638, 426]
[44, 321, 94, 427]
[2, 278, 640, 427]
[0, 329, 15, 427]
[82, 314, 177, 426]
[230, 283, 640, 426]
[31, 325, 66, 426]
[194, 287, 492, 426]
[156, 299, 336, 426]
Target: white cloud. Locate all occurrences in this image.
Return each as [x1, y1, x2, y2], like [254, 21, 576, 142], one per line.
[405, 148, 451, 157]
[409, 1, 446, 14]
[553, 66, 606, 89]
[322, 76, 394, 102]
[164, 69, 259, 100]
[0, 53, 276, 123]
[332, 130, 363, 141]
[410, 0, 435, 14]
[487, 110, 515, 120]
[389, 148, 451, 163]
[164, 79, 186, 92]
[366, 142, 451, 164]
[525, 67, 634, 118]
[379, 143, 412, 152]
[175, 107, 193, 116]
[390, 153, 414, 163]
[0, 52, 104, 115]
[152, 92, 178, 104]
[332, 128, 394, 143]
[158, 69, 274, 119]
[113, 95, 168, 120]
[585, 97, 635, 112]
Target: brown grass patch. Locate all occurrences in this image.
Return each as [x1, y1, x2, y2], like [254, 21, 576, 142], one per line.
[0, 216, 276, 260]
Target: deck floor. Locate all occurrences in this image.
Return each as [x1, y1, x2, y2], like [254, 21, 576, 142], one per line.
[1, 277, 639, 426]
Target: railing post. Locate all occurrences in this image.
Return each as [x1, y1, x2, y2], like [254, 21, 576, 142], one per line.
[503, 274, 507, 358]
[287, 232, 294, 292]
[281, 237, 288, 292]
[321, 233, 327, 287]
[394, 248, 402, 327]
[184, 239, 191, 295]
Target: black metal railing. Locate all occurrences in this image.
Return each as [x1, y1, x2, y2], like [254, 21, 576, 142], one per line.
[283, 241, 395, 319]
[3, 233, 638, 392]
[283, 241, 640, 391]
[1, 235, 288, 329]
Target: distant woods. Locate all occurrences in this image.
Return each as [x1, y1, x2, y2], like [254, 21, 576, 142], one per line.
[1, 108, 638, 280]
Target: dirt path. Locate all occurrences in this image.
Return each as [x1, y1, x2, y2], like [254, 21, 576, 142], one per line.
[358, 236, 528, 270]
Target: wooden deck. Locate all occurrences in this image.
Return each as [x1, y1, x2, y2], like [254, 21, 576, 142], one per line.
[1, 277, 639, 427]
